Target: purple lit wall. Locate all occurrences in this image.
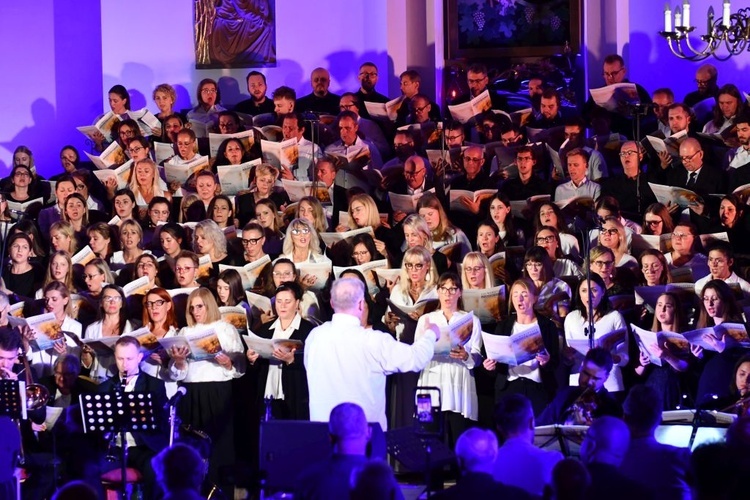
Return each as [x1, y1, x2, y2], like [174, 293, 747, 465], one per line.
[0, 1, 102, 177]
[626, 0, 750, 101]
[0, 0, 392, 179]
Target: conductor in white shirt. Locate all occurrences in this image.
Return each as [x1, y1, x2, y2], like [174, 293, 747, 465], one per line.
[304, 277, 440, 429]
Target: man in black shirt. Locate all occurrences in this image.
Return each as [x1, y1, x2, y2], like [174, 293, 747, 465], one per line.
[296, 68, 341, 116]
[684, 63, 719, 108]
[600, 141, 657, 219]
[354, 62, 389, 119]
[234, 71, 275, 116]
[499, 146, 552, 200]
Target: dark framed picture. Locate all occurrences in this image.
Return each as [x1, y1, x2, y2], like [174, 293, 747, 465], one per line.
[445, 0, 582, 59]
[194, 0, 277, 69]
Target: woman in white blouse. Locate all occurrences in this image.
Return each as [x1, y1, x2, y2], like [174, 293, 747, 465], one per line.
[564, 274, 628, 394]
[168, 287, 245, 486]
[522, 246, 571, 324]
[598, 218, 638, 273]
[21, 281, 82, 379]
[414, 272, 482, 446]
[279, 218, 330, 289]
[81, 285, 133, 383]
[247, 282, 315, 420]
[384, 246, 438, 340]
[110, 219, 147, 266]
[535, 226, 583, 279]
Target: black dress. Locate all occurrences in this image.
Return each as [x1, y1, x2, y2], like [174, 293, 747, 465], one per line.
[4, 263, 43, 300]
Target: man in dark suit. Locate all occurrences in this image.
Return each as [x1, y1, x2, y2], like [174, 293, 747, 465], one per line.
[97, 336, 169, 499]
[432, 428, 532, 499]
[498, 146, 553, 201]
[620, 385, 692, 500]
[667, 137, 727, 198]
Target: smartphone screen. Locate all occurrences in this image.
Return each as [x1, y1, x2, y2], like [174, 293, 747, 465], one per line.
[416, 393, 433, 423]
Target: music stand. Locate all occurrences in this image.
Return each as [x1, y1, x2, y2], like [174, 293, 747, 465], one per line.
[0, 379, 27, 420]
[79, 392, 157, 500]
[534, 424, 589, 457]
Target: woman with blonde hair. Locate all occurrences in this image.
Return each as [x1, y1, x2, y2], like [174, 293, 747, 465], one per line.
[129, 158, 171, 208]
[36, 251, 76, 298]
[416, 192, 471, 260]
[460, 252, 494, 290]
[402, 214, 448, 274]
[345, 193, 402, 259]
[280, 218, 328, 264]
[237, 163, 290, 226]
[598, 218, 637, 273]
[168, 287, 244, 485]
[49, 220, 78, 255]
[297, 196, 328, 234]
[585, 245, 632, 295]
[193, 219, 236, 270]
[153, 83, 177, 121]
[109, 219, 146, 267]
[254, 198, 284, 256]
[384, 246, 438, 338]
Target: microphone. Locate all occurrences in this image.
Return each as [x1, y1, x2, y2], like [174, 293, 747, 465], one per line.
[165, 386, 187, 409]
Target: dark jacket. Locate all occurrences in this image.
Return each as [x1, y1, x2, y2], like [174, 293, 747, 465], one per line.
[432, 472, 533, 500]
[98, 372, 169, 453]
[250, 317, 315, 420]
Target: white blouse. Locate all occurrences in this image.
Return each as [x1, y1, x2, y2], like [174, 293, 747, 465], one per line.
[139, 325, 180, 398]
[507, 321, 543, 384]
[386, 285, 438, 341]
[264, 314, 302, 399]
[414, 310, 483, 421]
[564, 309, 628, 392]
[169, 321, 245, 383]
[28, 316, 82, 380]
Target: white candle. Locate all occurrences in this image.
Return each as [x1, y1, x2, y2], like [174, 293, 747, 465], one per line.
[723, 0, 731, 27]
[665, 4, 672, 31]
[682, 0, 690, 28]
[675, 6, 682, 28]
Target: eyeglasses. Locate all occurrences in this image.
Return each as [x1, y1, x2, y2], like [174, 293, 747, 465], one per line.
[680, 151, 701, 162]
[272, 271, 294, 278]
[619, 150, 638, 157]
[536, 236, 555, 244]
[445, 134, 463, 141]
[525, 262, 543, 269]
[201, 88, 217, 94]
[339, 103, 357, 110]
[413, 105, 429, 113]
[404, 263, 425, 271]
[602, 68, 624, 78]
[672, 232, 692, 239]
[102, 296, 123, 304]
[291, 227, 311, 235]
[404, 168, 425, 178]
[592, 260, 614, 268]
[359, 71, 378, 78]
[352, 250, 370, 257]
[644, 219, 662, 226]
[84, 273, 102, 280]
[137, 262, 156, 269]
[74, 184, 86, 191]
[175, 266, 196, 273]
[464, 266, 485, 273]
[128, 146, 144, 154]
[468, 77, 487, 85]
[600, 228, 619, 236]
[242, 237, 263, 246]
[464, 156, 483, 163]
[438, 286, 459, 295]
[145, 299, 167, 309]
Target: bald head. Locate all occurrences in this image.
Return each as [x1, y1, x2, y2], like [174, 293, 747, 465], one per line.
[695, 64, 718, 93]
[330, 278, 365, 316]
[404, 155, 427, 189]
[455, 428, 498, 474]
[679, 138, 704, 171]
[580, 416, 631, 466]
[311, 67, 331, 97]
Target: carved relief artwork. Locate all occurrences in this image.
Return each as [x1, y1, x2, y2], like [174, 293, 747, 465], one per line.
[195, 0, 277, 69]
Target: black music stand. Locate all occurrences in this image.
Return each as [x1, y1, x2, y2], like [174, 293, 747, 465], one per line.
[0, 379, 27, 420]
[534, 424, 589, 457]
[79, 392, 157, 500]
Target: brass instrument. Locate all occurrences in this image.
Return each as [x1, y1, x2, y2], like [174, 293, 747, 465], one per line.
[564, 386, 598, 426]
[19, 351, 49, 411]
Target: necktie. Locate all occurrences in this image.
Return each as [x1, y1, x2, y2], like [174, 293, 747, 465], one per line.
[687, 172, 697, 188]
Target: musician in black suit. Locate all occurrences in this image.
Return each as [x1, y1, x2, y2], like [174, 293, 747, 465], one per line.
[97, 336, 168, 499]
[246, 283, 314, 421]
[314, 157, 349, 229]
[666, 138, 727, 198]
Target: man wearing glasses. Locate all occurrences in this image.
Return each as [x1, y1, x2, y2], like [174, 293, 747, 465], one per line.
[354, 62, 389, 118]
[667, 138, 726, 198]
[600, 142, 657, 219]
[296, 67, 341, 116]
[583, 54, 652, 140]
[499, 146, 552, 201]
[684, 63, 719, 109]
[451, 63, 508, 113]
